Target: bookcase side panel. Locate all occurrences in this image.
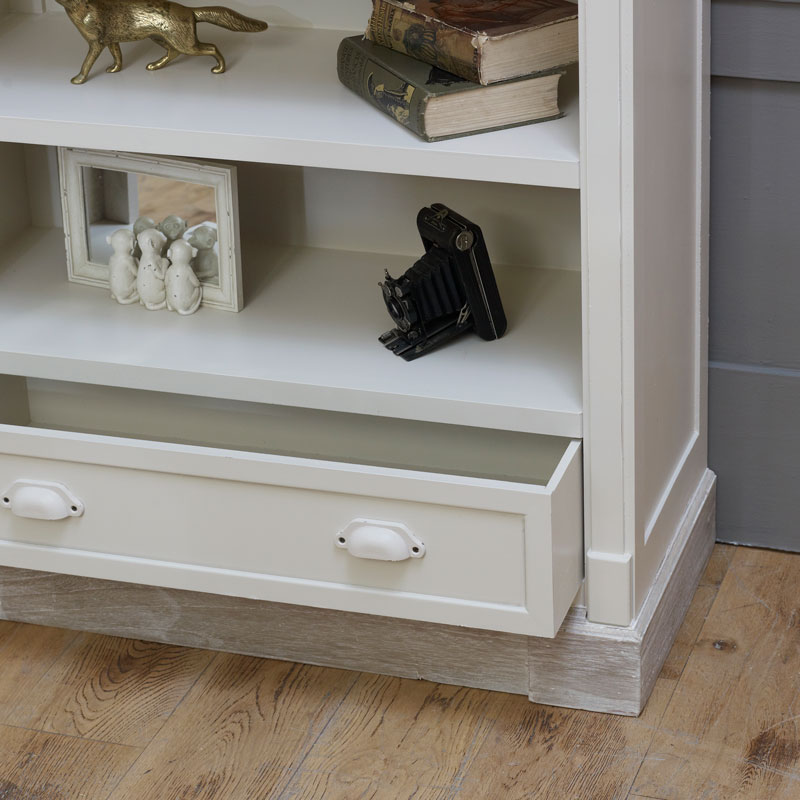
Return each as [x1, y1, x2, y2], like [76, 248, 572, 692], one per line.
[629, 0, 710, 615]
[582, 0, 710, 625]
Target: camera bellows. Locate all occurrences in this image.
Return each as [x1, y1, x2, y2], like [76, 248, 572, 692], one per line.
[379, 204, 507, 361]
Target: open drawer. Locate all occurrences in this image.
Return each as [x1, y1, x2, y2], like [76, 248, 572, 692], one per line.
[0, 377, 583, 637]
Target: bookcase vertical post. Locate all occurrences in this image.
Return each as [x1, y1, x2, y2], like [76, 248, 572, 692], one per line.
[581, 0, 712, 626]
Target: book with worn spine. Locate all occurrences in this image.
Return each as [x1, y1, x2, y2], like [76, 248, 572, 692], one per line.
[337, 35, 564, 142]
[366, 0, 578, 86]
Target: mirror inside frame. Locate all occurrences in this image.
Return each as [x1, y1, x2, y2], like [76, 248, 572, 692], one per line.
[83, 168, 220, 287]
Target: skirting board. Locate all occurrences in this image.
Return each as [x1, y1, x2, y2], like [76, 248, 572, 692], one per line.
[0, 470, 716, 716]
[530, 469, 717, 714]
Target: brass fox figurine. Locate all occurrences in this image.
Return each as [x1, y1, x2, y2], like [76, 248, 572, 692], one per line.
[55, 0, 268, 84]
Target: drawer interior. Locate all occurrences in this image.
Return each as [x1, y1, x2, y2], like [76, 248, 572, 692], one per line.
[2, 376, 573, 487]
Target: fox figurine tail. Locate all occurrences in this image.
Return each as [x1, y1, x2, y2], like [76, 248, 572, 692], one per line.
[193, 6, 268, 33]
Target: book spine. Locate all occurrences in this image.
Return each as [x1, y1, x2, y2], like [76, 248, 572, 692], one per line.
[337, 38, 431, 141]
[366, 0, 482, 84]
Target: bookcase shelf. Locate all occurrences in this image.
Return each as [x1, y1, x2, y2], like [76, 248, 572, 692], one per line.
[0, 228, 583, 437]
[0, 12, 580, 189]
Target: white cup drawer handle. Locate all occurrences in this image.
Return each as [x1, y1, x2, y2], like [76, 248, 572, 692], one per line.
[336, 519, 425, 562]
[1, 480, 84, 521]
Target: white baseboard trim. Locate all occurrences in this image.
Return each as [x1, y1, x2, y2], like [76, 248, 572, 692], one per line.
[529, 469, 717, 714]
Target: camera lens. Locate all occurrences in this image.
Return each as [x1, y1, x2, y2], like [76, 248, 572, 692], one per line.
[386, 295, 405, 324]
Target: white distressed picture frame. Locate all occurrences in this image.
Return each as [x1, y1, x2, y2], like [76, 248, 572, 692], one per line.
[58, 147, 243, 312]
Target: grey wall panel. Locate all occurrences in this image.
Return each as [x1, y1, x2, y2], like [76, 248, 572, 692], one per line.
[713, 0, 800, 82]
[710, 76, 800, 369]
[709, 364, 800, 551]
[709, 1, 800, 550]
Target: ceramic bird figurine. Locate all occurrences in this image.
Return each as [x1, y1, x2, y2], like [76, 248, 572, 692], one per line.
[55, 0, 268, 85]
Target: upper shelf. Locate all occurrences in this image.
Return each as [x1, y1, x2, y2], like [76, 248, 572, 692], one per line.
[0, 12, 580, 189]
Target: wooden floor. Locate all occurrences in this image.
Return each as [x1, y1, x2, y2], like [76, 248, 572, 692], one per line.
[0, 544, 797, 799]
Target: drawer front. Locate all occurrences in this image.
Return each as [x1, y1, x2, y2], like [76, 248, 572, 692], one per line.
[0, 429, 583, 636]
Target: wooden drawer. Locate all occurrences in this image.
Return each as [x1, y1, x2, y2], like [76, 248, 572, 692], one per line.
[0, 380, 583, 637]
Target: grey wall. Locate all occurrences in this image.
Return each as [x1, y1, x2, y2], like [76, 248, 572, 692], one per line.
[710, 0, 800, 550]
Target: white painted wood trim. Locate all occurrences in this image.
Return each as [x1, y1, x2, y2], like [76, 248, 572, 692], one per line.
[579, 0, 627, 563]
[581, 0, 709, 625]
[585, 549, 632, 626]
[0, 425, 561, 513]
[0, 537, 538, 635]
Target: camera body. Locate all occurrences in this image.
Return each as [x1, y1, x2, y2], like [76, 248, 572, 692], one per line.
[379, 204, 507, 361]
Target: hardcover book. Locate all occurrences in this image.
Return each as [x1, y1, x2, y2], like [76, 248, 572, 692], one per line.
[337, 35, 564, 142]
[366, 0, 579, 85]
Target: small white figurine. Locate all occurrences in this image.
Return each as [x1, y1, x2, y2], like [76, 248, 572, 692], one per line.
[187, 225, 219, 284]
[106, 228, 139, 304]
[165, 239, 202, 315]
[136, 228, 169, 310]
[158, 215, 188, 250]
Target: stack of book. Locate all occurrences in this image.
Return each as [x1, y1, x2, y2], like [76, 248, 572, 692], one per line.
[337, 0, 579, 142]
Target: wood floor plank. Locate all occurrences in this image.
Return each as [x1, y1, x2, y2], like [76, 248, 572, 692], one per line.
[699, 543, 736, 587]
[0, 723, 139, 800]
[0, 619, 17, 644]
[281, 674, 503, 799]
[658, 582, 719, 683]
[453, 673, 673, 800]
[453, 569, 729, 800]
[632, 547, 800, 799]
[0, 544, 794, 800]
[0, 624, 78, 724]
[108, 654, 358, 800]
[5, 633, 214, 747]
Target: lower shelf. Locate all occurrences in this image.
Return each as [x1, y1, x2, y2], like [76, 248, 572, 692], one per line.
[0, 227, 583, 437]
[0, 376, 583, 637]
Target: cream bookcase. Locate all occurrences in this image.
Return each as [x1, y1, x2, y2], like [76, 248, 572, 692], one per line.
[0, 0, 712, 714]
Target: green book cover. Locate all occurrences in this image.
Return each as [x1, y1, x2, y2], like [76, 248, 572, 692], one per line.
[337, 36, 563, 142]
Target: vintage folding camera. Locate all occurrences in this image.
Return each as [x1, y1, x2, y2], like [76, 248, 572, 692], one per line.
[379, 204, 507, 361]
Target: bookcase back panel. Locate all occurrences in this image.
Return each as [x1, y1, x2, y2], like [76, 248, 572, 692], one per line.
[24, 145, 580, 269]
[0, 142, 30, 246]
[239, 166, 581, 268]
[40, 1, 579, 31]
